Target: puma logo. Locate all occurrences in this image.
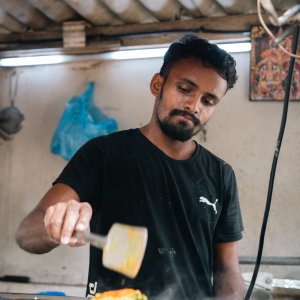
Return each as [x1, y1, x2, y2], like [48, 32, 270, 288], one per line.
[199, 196, 218, 214]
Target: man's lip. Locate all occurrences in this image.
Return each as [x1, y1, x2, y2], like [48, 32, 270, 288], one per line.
[176, 114, 193, 122]
[173, 113, 198, 124]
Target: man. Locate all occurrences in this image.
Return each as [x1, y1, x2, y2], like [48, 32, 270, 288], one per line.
[16, 34, 245, 300]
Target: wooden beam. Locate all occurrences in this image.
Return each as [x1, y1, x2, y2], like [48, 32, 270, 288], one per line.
[0, 14, 261, 53]
[88, 13, 261, 36]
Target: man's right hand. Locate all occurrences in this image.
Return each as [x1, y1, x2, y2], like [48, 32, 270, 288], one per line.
[16, 183, 92, 254]
[44, 199, 92, 247]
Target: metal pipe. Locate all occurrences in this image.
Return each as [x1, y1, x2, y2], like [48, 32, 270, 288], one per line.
[240, 256, 300, 266]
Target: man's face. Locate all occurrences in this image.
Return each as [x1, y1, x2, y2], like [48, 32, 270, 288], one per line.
[151, 58, 228, 142]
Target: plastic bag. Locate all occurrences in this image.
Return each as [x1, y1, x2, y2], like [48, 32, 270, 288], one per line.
[50, 82, 118, 160]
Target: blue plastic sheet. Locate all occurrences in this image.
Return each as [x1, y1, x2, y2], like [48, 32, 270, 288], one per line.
[50, 82, 118, 160]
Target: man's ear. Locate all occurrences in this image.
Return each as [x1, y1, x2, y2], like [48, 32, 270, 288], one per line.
[150, 73, 164, 97]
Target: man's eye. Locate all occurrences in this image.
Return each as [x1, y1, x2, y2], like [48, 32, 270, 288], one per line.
[203, 98, 215, 106]
[178, 86, 190, 93]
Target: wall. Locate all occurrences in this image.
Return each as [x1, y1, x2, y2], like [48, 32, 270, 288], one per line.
[0, 52, 299, 294]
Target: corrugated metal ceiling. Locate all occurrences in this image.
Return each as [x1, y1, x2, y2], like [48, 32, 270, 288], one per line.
[0, 0, 298, 54]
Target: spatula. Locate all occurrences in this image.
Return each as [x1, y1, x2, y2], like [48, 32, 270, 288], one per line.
[80, 223, 148, 279]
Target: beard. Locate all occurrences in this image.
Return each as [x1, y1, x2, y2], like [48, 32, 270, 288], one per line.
[157, 108, 203, 142]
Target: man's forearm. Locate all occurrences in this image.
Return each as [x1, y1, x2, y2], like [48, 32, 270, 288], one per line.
[213, 269, 245, 300]
[15, 209, 59, 254]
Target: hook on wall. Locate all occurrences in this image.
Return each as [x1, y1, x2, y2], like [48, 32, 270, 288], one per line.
[0, 70, 25, 141]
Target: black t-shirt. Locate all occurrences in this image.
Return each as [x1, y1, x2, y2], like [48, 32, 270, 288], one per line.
[54, 128, 243, 300]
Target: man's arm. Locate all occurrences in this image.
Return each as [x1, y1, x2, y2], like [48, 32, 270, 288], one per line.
[15, 183, 92, 254]
[213, 241, 245, 300]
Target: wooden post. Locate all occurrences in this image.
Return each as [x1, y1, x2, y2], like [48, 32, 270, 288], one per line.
[63, 21, 86, 48]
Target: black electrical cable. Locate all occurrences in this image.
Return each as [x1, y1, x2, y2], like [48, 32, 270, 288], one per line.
[244, 24, 300, 300]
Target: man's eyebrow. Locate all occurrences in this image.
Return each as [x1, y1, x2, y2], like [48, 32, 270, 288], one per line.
[178, 78, 198, 87]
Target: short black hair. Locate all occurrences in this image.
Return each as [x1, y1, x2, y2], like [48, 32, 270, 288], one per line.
[160, 33, 238, 90]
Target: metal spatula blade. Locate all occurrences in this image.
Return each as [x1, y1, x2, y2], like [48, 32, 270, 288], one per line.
[81, 223, 148, 279]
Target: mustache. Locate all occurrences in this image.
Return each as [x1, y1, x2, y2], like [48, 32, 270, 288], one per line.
[169, 109, 200, 126]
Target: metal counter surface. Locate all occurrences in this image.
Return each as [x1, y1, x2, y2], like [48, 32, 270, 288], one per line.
[0, 293, 87, 300]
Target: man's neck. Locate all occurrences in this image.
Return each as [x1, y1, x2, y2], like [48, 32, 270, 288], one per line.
[139, 124, 197, 160]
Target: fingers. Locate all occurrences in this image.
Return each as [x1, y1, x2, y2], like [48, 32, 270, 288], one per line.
[76, 202, 93, 232]
[44, 200, 92, 247]
[61, 200, 81, 244]
[62, 202, 92, 245]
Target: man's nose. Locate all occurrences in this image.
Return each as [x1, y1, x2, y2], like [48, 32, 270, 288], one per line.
[183, 96, 201, 114]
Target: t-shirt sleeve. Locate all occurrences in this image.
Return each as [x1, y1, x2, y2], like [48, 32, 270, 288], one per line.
[53, 138, 102, 203]
[213, 165, 244, 243]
